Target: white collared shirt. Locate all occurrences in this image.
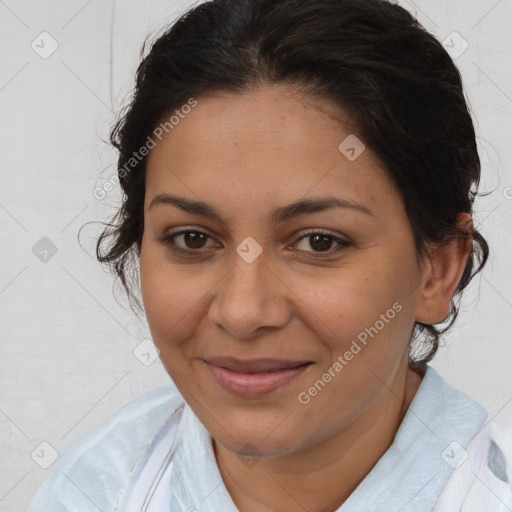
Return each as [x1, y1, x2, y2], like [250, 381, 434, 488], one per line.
[28, 366, 512, 511]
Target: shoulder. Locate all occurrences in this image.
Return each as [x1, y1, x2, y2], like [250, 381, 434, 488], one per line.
[433, 414, 512, 511]
[427, 366, 512, 508]
[28, 384, 185, 512]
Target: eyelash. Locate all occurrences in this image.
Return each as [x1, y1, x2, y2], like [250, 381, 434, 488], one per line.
[158, 228, 352, 258]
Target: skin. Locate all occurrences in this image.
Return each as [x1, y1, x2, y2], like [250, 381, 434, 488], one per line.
[139, 84, 473, 512]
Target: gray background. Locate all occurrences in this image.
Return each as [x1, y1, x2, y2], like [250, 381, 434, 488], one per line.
[1, 0, 511, 509]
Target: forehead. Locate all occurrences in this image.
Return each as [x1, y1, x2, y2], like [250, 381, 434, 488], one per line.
[144, 85, 399, 219]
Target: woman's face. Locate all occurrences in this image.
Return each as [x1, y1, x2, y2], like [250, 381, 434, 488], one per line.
[140, 85, 429, 457]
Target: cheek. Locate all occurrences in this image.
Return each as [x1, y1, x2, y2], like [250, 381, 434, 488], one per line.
[141, 273, 197, 341]
[302, 268, 400, 341]
[293, 271, 412, 427]
[139, 243, 199, 345]
[299, 258, 417, 387]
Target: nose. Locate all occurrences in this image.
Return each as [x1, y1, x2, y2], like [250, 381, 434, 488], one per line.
[207, 246, 293, 340]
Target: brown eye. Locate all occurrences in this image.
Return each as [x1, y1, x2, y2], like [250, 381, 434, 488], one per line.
[294, 229, 352, 255]
[159, 229, 215, 256]
[308, 234, 334, 252]
[182, 231, 207, 249]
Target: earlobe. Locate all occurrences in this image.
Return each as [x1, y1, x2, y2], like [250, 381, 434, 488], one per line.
[414, 213, 473, 325]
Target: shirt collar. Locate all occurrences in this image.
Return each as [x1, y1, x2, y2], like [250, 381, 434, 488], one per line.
[168, 365, 488, 512]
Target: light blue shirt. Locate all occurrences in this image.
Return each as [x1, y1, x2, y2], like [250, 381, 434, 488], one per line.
[28, 366, 511, 511]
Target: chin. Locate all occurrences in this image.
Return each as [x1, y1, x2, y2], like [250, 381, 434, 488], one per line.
[211, 422, 302, 459]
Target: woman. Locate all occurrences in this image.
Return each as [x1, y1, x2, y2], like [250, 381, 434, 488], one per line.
[28, 0, 511, 510]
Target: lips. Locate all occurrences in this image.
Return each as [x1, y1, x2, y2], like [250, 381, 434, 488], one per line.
[203, 356, 313, 397]
[204, 356, 312, 373]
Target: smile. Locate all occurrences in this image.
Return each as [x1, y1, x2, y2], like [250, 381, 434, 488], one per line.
[203, 358, 313, 398]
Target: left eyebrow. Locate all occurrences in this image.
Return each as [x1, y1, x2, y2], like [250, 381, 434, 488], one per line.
[148, 194, 375, 223]
[270, 197, 375, 223]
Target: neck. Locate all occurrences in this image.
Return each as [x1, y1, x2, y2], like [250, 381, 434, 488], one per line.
[213, 363, 424, 512]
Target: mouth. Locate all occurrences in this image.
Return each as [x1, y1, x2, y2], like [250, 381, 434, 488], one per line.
[203, 357, 313, 397]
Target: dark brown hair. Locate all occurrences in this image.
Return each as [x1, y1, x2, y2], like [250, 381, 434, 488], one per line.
[95, 0, 489, 368]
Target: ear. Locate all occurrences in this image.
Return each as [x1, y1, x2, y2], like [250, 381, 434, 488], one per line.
[414, 213, 473, 325]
